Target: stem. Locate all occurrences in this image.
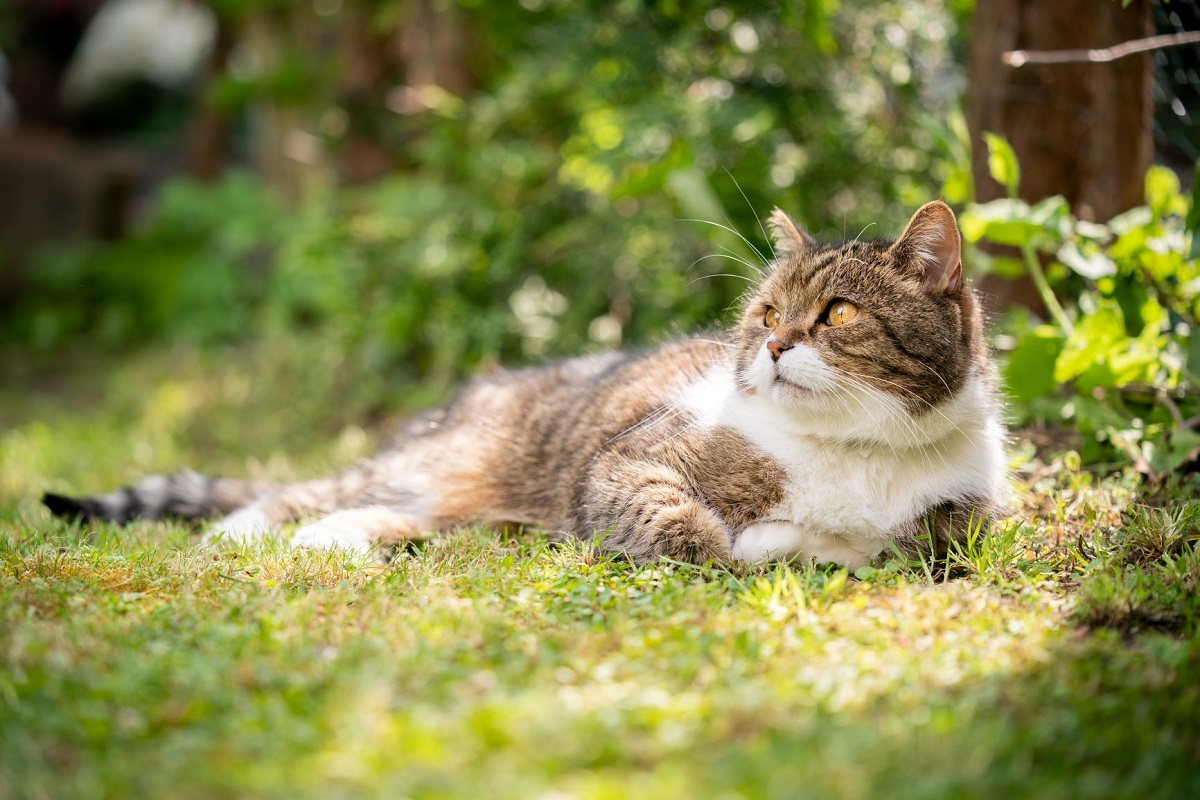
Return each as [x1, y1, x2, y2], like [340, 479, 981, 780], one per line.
[1021, 242, 1073, 334]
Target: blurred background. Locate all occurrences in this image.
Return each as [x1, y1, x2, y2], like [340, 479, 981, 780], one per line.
[1, 0, 1198, 462]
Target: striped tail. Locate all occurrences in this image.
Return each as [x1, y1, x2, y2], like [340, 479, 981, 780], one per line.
[43, 469, 274, 524]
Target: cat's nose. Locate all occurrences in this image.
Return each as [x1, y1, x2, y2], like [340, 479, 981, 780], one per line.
[766, 338, 793, 361]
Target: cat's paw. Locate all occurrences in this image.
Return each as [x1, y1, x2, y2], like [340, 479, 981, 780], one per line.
[733, 521, 874, 569]
[290, 517, 376, 558]
[202, 506, 274, 545]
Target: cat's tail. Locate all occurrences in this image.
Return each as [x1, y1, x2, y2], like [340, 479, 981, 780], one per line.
[43, 469, 275, 524]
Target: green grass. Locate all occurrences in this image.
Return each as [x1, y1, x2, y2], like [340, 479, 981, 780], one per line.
[3, 346, 1200, 799]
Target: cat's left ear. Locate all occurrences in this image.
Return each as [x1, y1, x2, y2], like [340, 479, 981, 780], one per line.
[889, 200, 962, 293]
[767, 207, 817, 259]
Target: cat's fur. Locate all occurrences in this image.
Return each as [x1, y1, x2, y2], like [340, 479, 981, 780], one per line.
[43, 201, 1007, 569]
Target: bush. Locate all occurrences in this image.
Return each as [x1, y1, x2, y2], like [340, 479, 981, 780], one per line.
[965, 137, 1200, 476]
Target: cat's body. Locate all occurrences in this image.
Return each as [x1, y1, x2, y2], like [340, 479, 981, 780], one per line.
[43, 201, 1007, 569]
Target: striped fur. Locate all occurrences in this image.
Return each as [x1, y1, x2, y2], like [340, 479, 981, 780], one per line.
[43, 201, 1007, 567]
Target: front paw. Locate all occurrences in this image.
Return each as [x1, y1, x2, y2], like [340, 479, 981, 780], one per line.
[733, 521, 874, 569]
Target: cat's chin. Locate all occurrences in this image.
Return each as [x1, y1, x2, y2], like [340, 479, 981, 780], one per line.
[758, 377, 910, 442]
[762, 382, 841, 423]
[772, 375, 817, 395]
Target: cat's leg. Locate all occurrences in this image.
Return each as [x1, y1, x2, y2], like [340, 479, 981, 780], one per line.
[579, 458, 733, 565]
[289, 506, 429, 557]
[889, 498, 994, 561]
[202, 501, 278, 545]
[202, 462, 385, 545]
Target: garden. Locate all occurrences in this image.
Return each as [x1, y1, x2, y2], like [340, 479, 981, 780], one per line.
[2, 1, 1198, 797]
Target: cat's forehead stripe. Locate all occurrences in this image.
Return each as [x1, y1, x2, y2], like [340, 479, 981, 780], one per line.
[774, 243, 900, 304]
[797, 249, 845, 283]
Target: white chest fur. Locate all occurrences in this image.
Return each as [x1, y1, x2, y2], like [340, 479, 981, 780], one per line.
[676, 361, 1006, 567]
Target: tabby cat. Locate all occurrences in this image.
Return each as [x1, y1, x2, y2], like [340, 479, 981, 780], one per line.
[44, 200, 1007, 569]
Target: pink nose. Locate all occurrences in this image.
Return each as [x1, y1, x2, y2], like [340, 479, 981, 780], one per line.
[767, 338, 793, 361]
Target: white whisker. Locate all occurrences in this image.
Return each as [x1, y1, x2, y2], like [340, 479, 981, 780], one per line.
[679, 218, 771, 270]
[721, 166, 775, 262]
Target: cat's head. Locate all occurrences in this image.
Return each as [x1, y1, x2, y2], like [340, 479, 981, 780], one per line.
[733, 201, 992, 446]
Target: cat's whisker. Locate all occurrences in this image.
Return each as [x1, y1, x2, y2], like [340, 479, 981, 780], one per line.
[830, 372, 957, 469]
[836, 367, 974, 449]
[825, 379, 904, 460]
[714, 244, 765, 276]
[688, 253, 762, 279]
[687, 274, 757, 289]
[851, 222, 877, 245]
[721, 167, 775, 262]
[919, 362, 955, 398]
[679, 218, 771, 270]
[606, 403, 687, 444]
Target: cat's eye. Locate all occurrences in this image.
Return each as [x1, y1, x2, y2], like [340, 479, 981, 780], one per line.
[827, 300, 858, 327]
[763, 307, 781, 328]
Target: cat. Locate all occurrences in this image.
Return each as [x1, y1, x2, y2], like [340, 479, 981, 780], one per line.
[42, 200, 1007, 569]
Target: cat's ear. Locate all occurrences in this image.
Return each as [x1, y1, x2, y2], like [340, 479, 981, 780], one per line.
[767, 207, 817, 258]
[889, 200, 962, 293]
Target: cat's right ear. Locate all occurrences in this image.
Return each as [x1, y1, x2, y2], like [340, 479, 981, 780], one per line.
[767, 207, 817, 259]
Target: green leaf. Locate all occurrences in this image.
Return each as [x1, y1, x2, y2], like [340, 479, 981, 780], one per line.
[983, 133, 1021, 198]
[1073, 219, 1112, 243]
[1108, 206, 1153, 235]
[1066, 394, 1133, 433]
[1145, 165, 1184, 220]
[1113, 279, 1151, 336]
[1028, 195, 1070, 231]
[960, 198, 1038, 247]
[1054, 300, 1126, 383]
[1057, 242, 1116, 280]
[1169, 429, 1200, 471]
[1146, 429, 1200, 476]
[1004, 325, 1064, 402]
[980, 220, 1043, 248]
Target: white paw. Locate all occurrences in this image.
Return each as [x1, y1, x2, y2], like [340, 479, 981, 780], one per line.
[290, 519, 376, 558]
[733, 521, 875, 570]
[202, 506, 274, 546]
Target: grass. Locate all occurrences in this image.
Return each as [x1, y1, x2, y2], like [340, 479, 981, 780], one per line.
[3, 344, 1200, 799]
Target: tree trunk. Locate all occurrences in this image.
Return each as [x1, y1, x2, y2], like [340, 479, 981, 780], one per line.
[968, 0, 1153, 309]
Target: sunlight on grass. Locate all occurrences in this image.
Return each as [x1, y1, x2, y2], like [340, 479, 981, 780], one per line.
[2, 346, 1199, 798]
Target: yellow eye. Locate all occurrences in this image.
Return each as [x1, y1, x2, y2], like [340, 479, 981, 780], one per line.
[827, 300, 859, 327]
[763, 307, 781, 328]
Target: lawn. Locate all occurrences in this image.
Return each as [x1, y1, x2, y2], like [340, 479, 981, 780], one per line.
[2, 345, 1199, 800]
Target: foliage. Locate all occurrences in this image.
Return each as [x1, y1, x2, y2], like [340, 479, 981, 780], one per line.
[963, 138, 1200, 477]
[7, 174, 288, 351]
[208, 0, 968, 233]
[4, 0, 970, 408]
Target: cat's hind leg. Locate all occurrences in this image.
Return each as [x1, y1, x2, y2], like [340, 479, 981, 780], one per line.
[201, 462, 387, 545]
[289, 506, 430, 557]
[202, 501, 278, 545]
